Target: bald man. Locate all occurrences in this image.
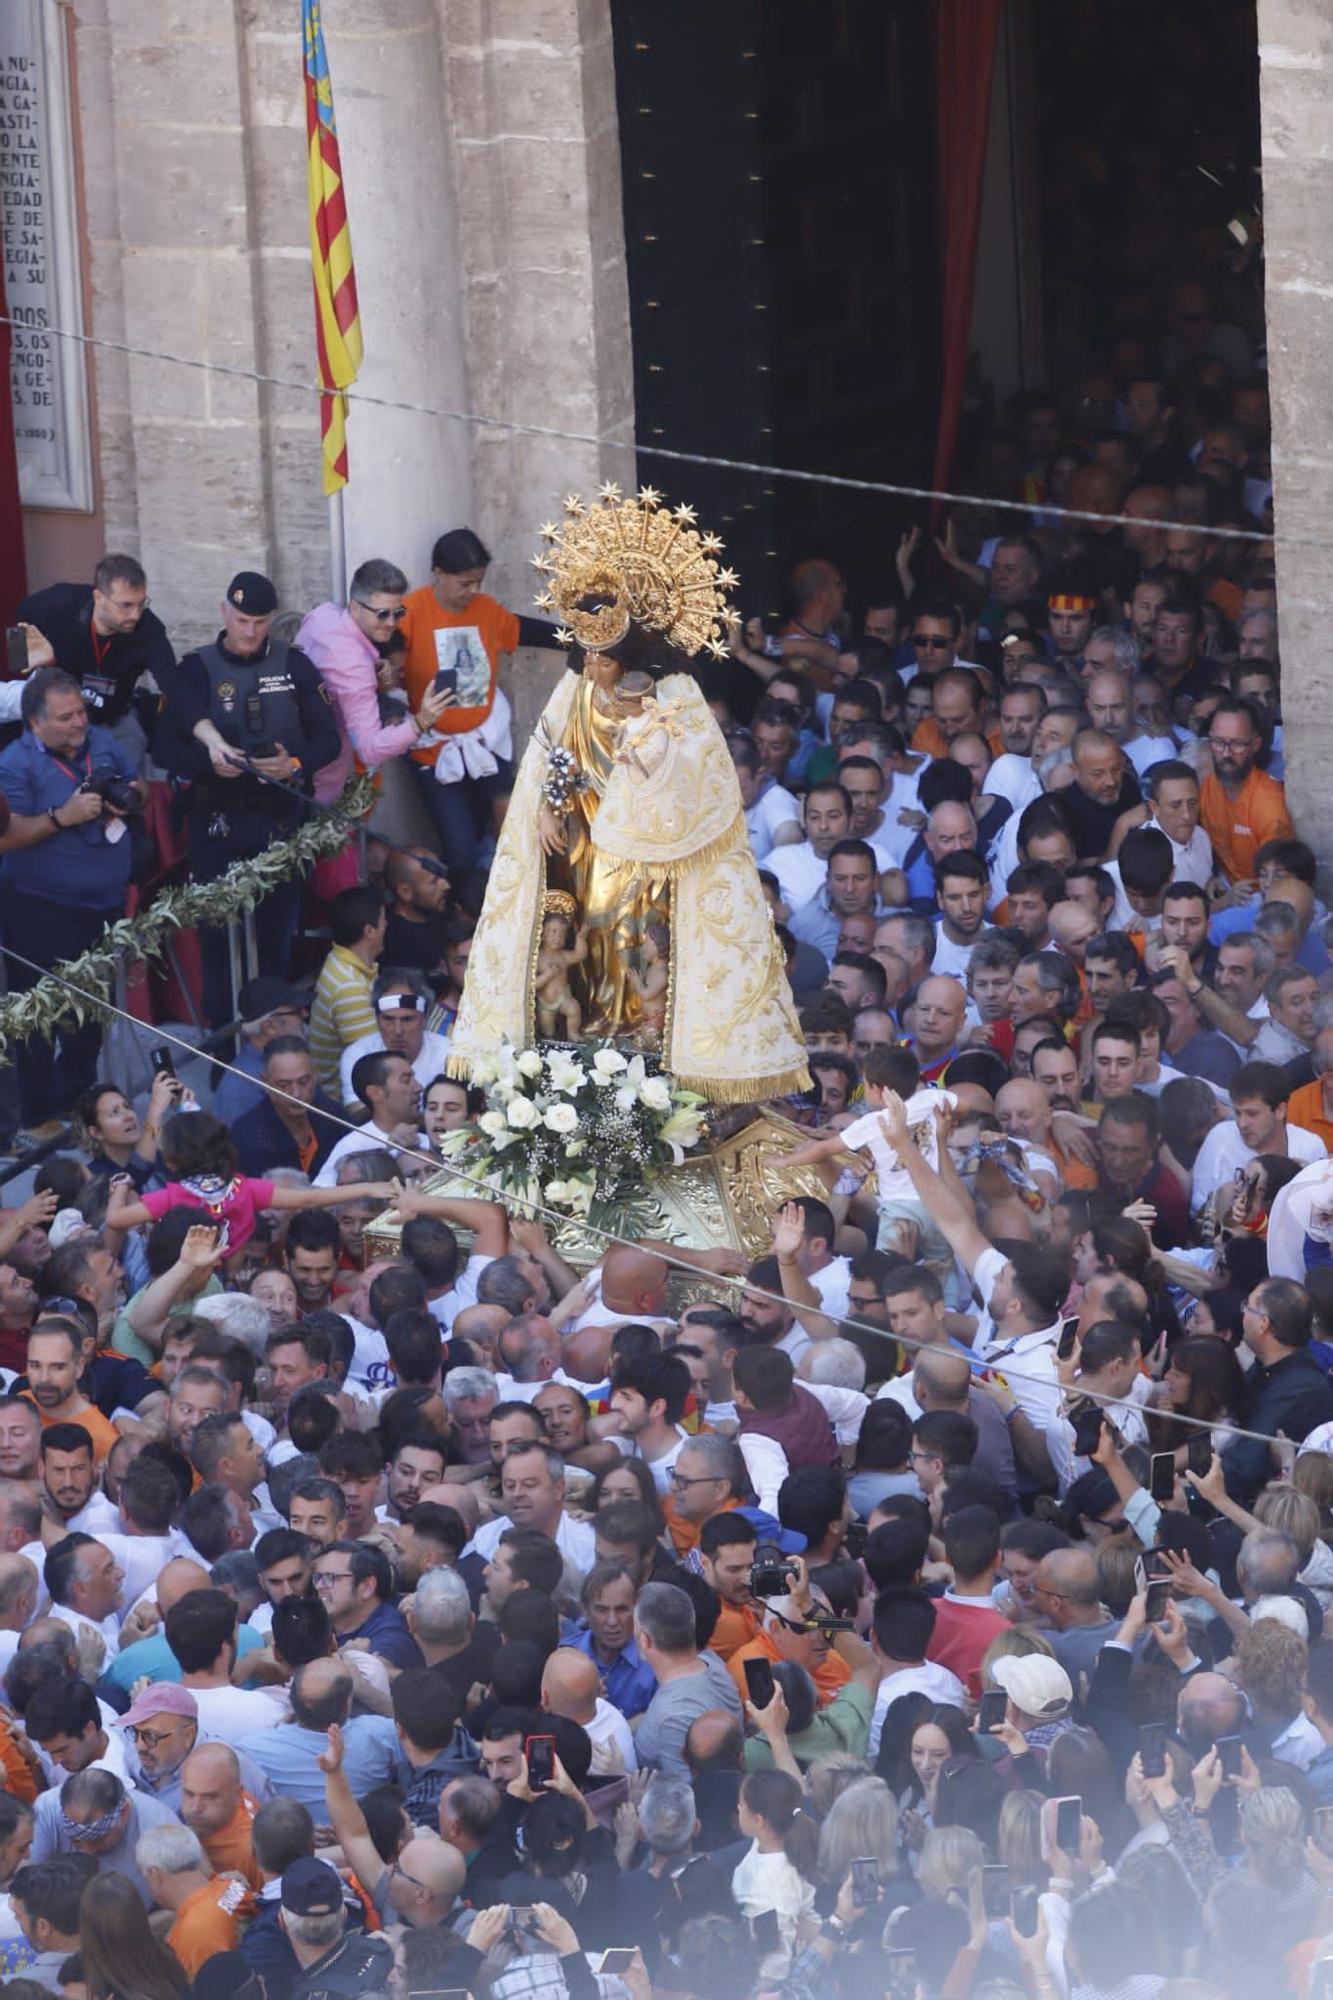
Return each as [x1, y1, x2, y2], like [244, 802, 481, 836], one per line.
[236, 1659, 399, 1808]
[566, 1244, 673, 1340]
[1177, 1670, 1247, 1758]
[0, 1552, 37, 1682]
[179, 1742, 262, 1889]
[450, 1304, 509, 1360]
[909, 1347, 1018, 1506]
[911, 975, 968, 1081]
[1031, 1550, 1119, 1679]
[107, 1558, 224, 1697]
[541, 1645, 637, 1772]
[1047, 901, 1098, 966]
[1063, 730, 1141, 860]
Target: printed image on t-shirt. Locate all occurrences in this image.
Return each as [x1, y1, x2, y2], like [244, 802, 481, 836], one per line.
[433, 627, 491, 706]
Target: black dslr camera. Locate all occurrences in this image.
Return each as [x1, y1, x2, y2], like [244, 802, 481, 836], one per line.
[750, 1542, 798, 1598]
[82, 771, 139, 815]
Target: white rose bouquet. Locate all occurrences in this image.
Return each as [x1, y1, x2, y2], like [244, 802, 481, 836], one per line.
[438, 1044, 706, 1221]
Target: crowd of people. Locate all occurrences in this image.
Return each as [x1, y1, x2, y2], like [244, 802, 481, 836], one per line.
[2, 74, 1332, 2000]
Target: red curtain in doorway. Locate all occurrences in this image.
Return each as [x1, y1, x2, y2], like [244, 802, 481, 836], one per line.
[930, 0, 1003, 515]
[0, 254, 26, 625]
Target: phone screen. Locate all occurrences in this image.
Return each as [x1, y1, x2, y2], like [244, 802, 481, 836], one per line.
[1144, 1579, 1171, 1624]
[1056, 1315, 1080, 1361]
[1011, 1885, 1040, 1938]
[979, 1688, 1008, 1733]
[1072, 1402, 1104, 1457]
[1216, 1733, 1243, 1778]
[886, 1948, 917, 1999]
[850, 1857, 880, 1907]
[1150, 1452, 1176, 1502]
[600, 1951, 638, 1975]
[1055, 1795, 1082, 1854]
[743, 1656, 776, 1711]
[982, 1864, 1010, 1919]
[752, 1909, 780, 1953]
[5, 629, 26, 678]
[1187, 1433, 1213, 1477]
[1139, 1722, 1167, 1779]
[433, 665, 458, 695]
[525, 1734, 556, 1788]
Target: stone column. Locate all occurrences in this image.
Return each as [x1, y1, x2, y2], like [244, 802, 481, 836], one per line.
[1257, 0, 1333, 869]
[437, 0, 635, 746]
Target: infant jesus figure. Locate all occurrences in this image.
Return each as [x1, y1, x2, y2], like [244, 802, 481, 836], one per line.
[535, 891, 589, 1042]
[627, 916, 670, 1048]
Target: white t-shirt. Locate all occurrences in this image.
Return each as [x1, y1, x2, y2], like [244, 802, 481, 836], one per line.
[585, 1694, 638, 1770]
[427, 1252, 494, 1334]
[808, 1257, 851, 1320]
[1190, 1118, 1326, 1214]
[971, 1245, 1063, 1429]
[840, 1091, 959, 1204]
[931, 926, 993, 982]
[314, 1125, 429, 1188]
[1140, 813, 1213, 888]
[746, 784, 801, 862]
[738, 1431, 789, 1514]
[186, 1682, 285, 1738]
[338, 1029, 452, 1110]
[464, 1509, 597, 1577]
[801, 1380, 867, 1447]
[982, 753, 1041, 817]
[868, 1659, 966, 1756]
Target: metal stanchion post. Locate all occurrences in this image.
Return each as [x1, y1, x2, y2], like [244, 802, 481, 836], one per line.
[227, 920, 244, 1026]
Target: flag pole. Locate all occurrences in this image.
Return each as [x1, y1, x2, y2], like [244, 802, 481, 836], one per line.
[328, 480, 348, 602]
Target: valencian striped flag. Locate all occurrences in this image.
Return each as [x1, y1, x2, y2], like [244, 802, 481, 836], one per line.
[303, 0, 362, 494]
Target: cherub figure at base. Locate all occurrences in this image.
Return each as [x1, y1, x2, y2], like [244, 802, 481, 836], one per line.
[536, 890, 588, 1042]
[628, 916, 670, 1048]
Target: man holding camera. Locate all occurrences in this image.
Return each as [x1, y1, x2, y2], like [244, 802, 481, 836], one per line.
[0, 666, 145, 1140]
[156, 571, 339, 1026]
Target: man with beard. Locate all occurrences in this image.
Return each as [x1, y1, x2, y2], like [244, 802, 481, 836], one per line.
[38, 1425, 119, 1534]
[23, 1324, 118, 1461]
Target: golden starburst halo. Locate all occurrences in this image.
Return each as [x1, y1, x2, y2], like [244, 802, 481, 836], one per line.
[532, 488, 740, 659]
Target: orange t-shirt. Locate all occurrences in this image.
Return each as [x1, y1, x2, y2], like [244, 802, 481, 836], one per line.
[199, 1792, 262, 1890]
[911, 718, 1005, 761]
[729, 1628, 851, 1709]
[1199, 767, 1293, 884]
[710, 1600, 762, 1663]
[400, 587, 521, 755]
[1285, 1080, 1333, 1153]
[24, 1397, 118, 1463]
[168, 1876, 253, 1977]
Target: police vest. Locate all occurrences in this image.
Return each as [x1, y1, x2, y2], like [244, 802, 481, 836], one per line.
[197, 640, 302, 754]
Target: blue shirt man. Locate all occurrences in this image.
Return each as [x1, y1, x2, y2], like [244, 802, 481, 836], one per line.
[0, 668, 142, 1132]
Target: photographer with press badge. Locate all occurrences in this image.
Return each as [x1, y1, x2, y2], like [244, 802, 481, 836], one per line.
[0, 666, 146, 1141]
[155, 571, 339, 1027]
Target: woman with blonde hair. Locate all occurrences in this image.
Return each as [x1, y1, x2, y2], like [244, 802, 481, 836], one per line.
[815, 1774, 901, 1894]
[917, 1823, 986, 1906]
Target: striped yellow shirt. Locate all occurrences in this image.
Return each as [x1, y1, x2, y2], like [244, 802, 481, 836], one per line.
[308, 944, 377, 1099]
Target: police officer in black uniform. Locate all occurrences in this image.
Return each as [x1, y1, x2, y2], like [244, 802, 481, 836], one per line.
[155, 571, 339, 1027]
[17, 552, 175, 760]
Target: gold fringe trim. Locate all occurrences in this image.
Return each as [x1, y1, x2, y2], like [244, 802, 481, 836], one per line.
[592, 810, 747, 880]
[446, 1054, 476, 1081]
[674, 1062, 813, 1104]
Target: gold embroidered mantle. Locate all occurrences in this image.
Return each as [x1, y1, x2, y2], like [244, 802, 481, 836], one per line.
[448, 672, 810, 1102]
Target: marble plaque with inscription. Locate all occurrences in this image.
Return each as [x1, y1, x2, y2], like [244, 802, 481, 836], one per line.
[0, 0, 92, 511]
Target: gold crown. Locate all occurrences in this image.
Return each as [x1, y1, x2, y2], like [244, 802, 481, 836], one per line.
[542, 890, 578, 920]
[531, 484, 739, 662]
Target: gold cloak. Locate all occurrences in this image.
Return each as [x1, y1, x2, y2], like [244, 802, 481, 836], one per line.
[448, 671, 810, 1102]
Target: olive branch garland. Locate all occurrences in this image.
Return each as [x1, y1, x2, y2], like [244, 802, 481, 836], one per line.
[0, 773, 377, 1054]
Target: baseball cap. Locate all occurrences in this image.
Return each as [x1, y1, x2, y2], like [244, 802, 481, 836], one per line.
[112, 1684, 198, 1730]
[990, 1653, 1072, 1718]
[237, 975, 311, 1020]
[281, 1856, 344, 1916]
[226, 571, 279, 616]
